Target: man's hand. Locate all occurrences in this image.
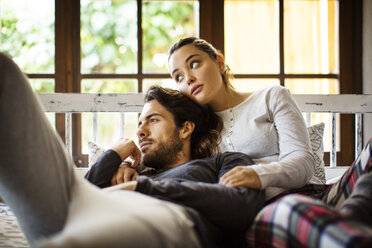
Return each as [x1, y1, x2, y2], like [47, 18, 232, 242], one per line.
[111, 165, 138, 185]
[102, 181, 138, 192]
[110, 138, 141, 168]
[219, 166, 262, 189]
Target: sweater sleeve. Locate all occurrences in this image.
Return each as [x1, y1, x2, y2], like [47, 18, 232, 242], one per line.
[251, 86, 315, 191]
[135, 176, 264, 231]
[84, 149, 122, 188]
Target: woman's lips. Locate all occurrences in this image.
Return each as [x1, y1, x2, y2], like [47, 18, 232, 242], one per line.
[191, 84, 203, 95]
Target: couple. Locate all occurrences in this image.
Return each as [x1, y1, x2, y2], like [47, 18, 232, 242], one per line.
[1, 37, 370, 247]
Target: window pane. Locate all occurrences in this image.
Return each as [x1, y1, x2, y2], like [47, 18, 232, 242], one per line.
[225, 0, 279, 74]
[81, 0, 137, 74]
[82, 112, 139, 153]
[81, 79, 137, 93]
[143, 78, 177, 92]
[81, 79, 138, 153]
[284, 0, 339, 74]
[0, 0, 55, 73]
[142, 1, 199, 73]
[231, 78, 280, 92]
[29, 79, 55, 93]
[285, 78, 339, 94]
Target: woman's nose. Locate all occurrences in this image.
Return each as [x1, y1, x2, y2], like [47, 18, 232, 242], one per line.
[185, 73, 196, 85]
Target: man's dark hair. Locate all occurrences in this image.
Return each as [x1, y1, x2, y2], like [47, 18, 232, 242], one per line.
[144, 85, 223, 159]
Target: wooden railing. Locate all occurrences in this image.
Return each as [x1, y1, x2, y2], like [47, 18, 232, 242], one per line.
[37, 93, 372, 168]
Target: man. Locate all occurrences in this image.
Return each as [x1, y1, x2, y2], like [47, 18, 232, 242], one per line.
[85, 85, 224, 188]
[0, 53, 264, 248]
[85, 86, 265, 247]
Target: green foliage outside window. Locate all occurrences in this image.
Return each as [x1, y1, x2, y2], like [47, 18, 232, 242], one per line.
[1, 0, 197, 94]
[80, 0, 197, 93]
[0, 1, 55, 75]
[142, 1, 197, 73]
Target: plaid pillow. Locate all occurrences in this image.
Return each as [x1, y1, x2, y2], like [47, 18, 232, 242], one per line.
[322, 138, 372, 209]
[247, 194, 372, 248]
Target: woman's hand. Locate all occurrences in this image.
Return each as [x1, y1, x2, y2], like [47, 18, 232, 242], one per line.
[219, 166, 262, 189]
[111, 165, 138, 185]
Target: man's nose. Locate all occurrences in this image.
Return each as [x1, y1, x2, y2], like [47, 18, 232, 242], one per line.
[136, 126, 149, 139]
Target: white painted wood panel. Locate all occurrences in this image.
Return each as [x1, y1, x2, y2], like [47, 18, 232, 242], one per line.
[37, 94, 372, 113]
[292, 94, 372, 113]
[38, 93, 145, 112]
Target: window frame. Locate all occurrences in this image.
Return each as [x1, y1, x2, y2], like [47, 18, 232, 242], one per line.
[24, 0, 361, 167]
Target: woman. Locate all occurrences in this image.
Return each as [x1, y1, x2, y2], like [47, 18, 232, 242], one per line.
[167, 37, 372, 247]
[167, 37, 316, 200]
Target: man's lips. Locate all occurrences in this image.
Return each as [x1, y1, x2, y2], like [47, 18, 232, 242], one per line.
[191, 84, 203, 95]
[139, 141, 152, 150]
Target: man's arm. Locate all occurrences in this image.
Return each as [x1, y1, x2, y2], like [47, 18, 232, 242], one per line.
[135, 176, 265, 231]
[84, 149, 122, 188]
[85, 139, 141, 188]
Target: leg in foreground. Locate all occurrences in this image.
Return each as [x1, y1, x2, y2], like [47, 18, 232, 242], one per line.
[0, 52, 76, 244]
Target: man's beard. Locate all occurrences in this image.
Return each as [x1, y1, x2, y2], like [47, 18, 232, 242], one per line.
[141, 130, 183, 170]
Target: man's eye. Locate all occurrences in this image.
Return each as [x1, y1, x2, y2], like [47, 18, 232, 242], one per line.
[150, 118, 158, 123]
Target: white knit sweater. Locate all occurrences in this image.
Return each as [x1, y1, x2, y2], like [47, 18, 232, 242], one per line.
[216, 85, 315, 200]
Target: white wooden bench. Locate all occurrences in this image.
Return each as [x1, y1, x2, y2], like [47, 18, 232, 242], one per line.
[37, 93, 372, 180]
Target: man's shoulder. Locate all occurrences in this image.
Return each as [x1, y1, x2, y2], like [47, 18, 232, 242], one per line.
[217, 151, 255, 165]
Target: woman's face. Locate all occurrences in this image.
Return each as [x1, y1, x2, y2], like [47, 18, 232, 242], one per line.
[168, 44, 225, 106]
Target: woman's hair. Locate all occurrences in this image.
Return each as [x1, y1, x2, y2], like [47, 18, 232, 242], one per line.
[168, 37, 234, 90]
[144, 85, 223, 159]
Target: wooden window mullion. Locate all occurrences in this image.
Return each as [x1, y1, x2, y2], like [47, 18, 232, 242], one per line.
[55, 0, 75, 144]
[138, 0, 143, 93]
[200, 0, 224, 52]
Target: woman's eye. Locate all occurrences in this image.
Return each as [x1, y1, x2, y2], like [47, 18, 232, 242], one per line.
[190, 61, 199, 69]
[175, 75, 183, 83]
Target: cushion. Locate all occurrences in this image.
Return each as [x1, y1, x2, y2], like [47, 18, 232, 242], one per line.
[307, 123, 326, 183]
[87, 141, 106, 168]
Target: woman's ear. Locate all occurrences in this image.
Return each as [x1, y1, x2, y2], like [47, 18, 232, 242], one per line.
[216, 54, 225, 73]
[179, 121, 195, 140]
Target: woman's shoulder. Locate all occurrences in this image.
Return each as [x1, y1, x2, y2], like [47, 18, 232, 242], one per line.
[255, 85, 289, 95]
[253, 85, 294, 104]
[241, 85, 287, 103]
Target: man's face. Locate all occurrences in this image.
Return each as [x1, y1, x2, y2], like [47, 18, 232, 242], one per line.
[136, 100, 183, 169]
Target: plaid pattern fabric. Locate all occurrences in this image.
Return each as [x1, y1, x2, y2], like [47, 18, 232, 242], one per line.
[247, 194, 372, 248]
[247, 138, 372, 247]
[322, 139, 372, 209]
